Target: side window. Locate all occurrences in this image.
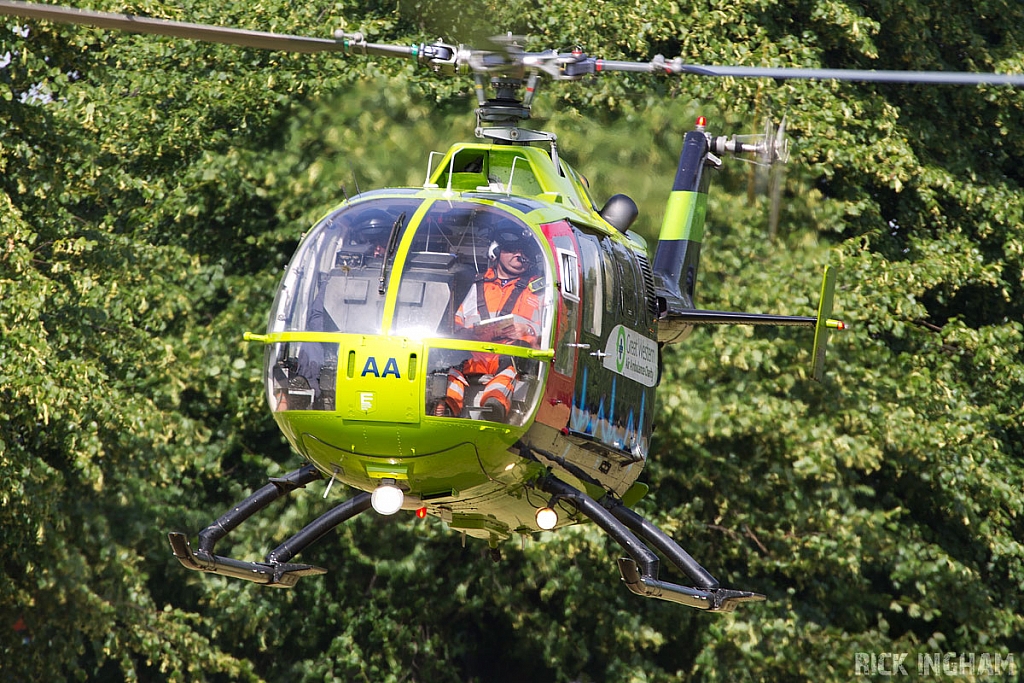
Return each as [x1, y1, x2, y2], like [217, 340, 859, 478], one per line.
[548, 233, 580, 377]
[558, 249, 580, 303]
[601, 239, 616, 318]
[612, 241, 638, 323]
[576, 232, 604, 336]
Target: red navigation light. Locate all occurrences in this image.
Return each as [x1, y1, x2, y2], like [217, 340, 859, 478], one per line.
[415, 507, 428, 519]
[696, 116, 707, 128]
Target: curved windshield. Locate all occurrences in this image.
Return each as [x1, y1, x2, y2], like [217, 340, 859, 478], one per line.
[392, 202, 554, 426]
[392, 201, 553, 347]
[264, 197, 554, 424]
[268, 199, 421, 335]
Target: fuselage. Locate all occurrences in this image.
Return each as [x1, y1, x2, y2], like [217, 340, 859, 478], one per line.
[254, 141, 660, 544]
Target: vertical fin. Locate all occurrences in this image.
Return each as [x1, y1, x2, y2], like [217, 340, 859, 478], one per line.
[652, 127, 717, 321]
[811, 266, 839, 382]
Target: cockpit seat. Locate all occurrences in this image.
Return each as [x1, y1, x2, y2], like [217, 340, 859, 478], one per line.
[323, 274, 383, 333]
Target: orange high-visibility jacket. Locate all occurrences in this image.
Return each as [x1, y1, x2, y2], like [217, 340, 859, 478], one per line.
[455, 269, 544, 375]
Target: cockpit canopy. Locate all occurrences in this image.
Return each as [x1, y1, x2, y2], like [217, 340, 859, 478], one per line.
[265, 196, 556, 425]
[269, 196, 554, 345]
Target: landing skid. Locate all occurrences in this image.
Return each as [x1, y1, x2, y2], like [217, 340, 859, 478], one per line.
[537, 475, 765, 612]
[168, 532, 326, 587]
[168, 463, 372, 588]
[169, 465, 763, 610]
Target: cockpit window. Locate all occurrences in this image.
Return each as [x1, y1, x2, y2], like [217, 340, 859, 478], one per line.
[268, 199, 421, 335]
[391, 201, 553, 347]
[392, 202, 554, 426]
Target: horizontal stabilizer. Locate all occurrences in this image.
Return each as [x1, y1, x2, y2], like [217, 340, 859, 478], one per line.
[657, 266, 844, 380]
[664, 309, 819, 327]
[658, 307, 843, 344]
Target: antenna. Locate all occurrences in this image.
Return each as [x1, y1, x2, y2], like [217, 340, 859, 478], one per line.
[350, 166, 362, 197]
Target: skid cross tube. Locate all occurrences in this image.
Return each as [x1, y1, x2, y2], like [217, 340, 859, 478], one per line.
[537, 475, 764, 612]
[168, 464, 373, 588]
[266, 492, 372, 565]
[198, 463, 322, 554]
[605, 500, 719, 590]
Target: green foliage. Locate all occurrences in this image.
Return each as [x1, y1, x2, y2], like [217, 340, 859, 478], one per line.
[2, 0, 1023, 681]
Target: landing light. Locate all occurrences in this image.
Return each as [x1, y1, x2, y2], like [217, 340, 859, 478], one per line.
[371, 479, 405, 515]
[535, 506, 558, 530]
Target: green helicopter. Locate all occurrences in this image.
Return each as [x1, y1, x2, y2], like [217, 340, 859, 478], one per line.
[3, 0, 1021, 612]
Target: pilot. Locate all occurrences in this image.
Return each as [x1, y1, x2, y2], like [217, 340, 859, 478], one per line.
[347, 209, 394, 260]
[435, 226, 545, 422]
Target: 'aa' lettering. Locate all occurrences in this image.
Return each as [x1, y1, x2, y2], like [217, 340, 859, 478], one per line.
[361, 357, 401, 378]
[361, 357, 379, 377]
[382, 358, 401, 378]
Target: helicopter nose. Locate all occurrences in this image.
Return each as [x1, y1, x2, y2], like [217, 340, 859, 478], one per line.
[338, 338, 421, 423]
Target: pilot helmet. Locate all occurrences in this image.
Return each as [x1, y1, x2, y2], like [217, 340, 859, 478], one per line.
[489, 224, 539, 265]
[349, 209, 394, 248]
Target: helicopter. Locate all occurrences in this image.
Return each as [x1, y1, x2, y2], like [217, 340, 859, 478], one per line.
[4, 0, 1023, 614]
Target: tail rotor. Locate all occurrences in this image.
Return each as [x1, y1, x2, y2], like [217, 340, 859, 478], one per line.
[711, 116, 791, 238]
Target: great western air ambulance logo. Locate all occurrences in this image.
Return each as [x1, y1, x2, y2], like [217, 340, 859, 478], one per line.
[604, 325, 658, 387]
[616, 327, 627, 372]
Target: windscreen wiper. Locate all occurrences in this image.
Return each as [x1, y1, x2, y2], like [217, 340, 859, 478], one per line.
[378, 212, 406, 295]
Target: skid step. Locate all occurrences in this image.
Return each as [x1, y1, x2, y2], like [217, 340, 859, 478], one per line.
[618, 558, 764, 612]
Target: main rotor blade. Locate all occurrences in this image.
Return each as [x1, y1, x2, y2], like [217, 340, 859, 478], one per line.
[0, 0, 346, 53]
[5, 0, 1021, 86]
[678, 64, 1024, 86]
[595, 58, 1024, 87]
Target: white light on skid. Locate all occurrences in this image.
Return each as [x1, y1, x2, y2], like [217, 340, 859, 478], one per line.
[371, 480, 404, 515]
